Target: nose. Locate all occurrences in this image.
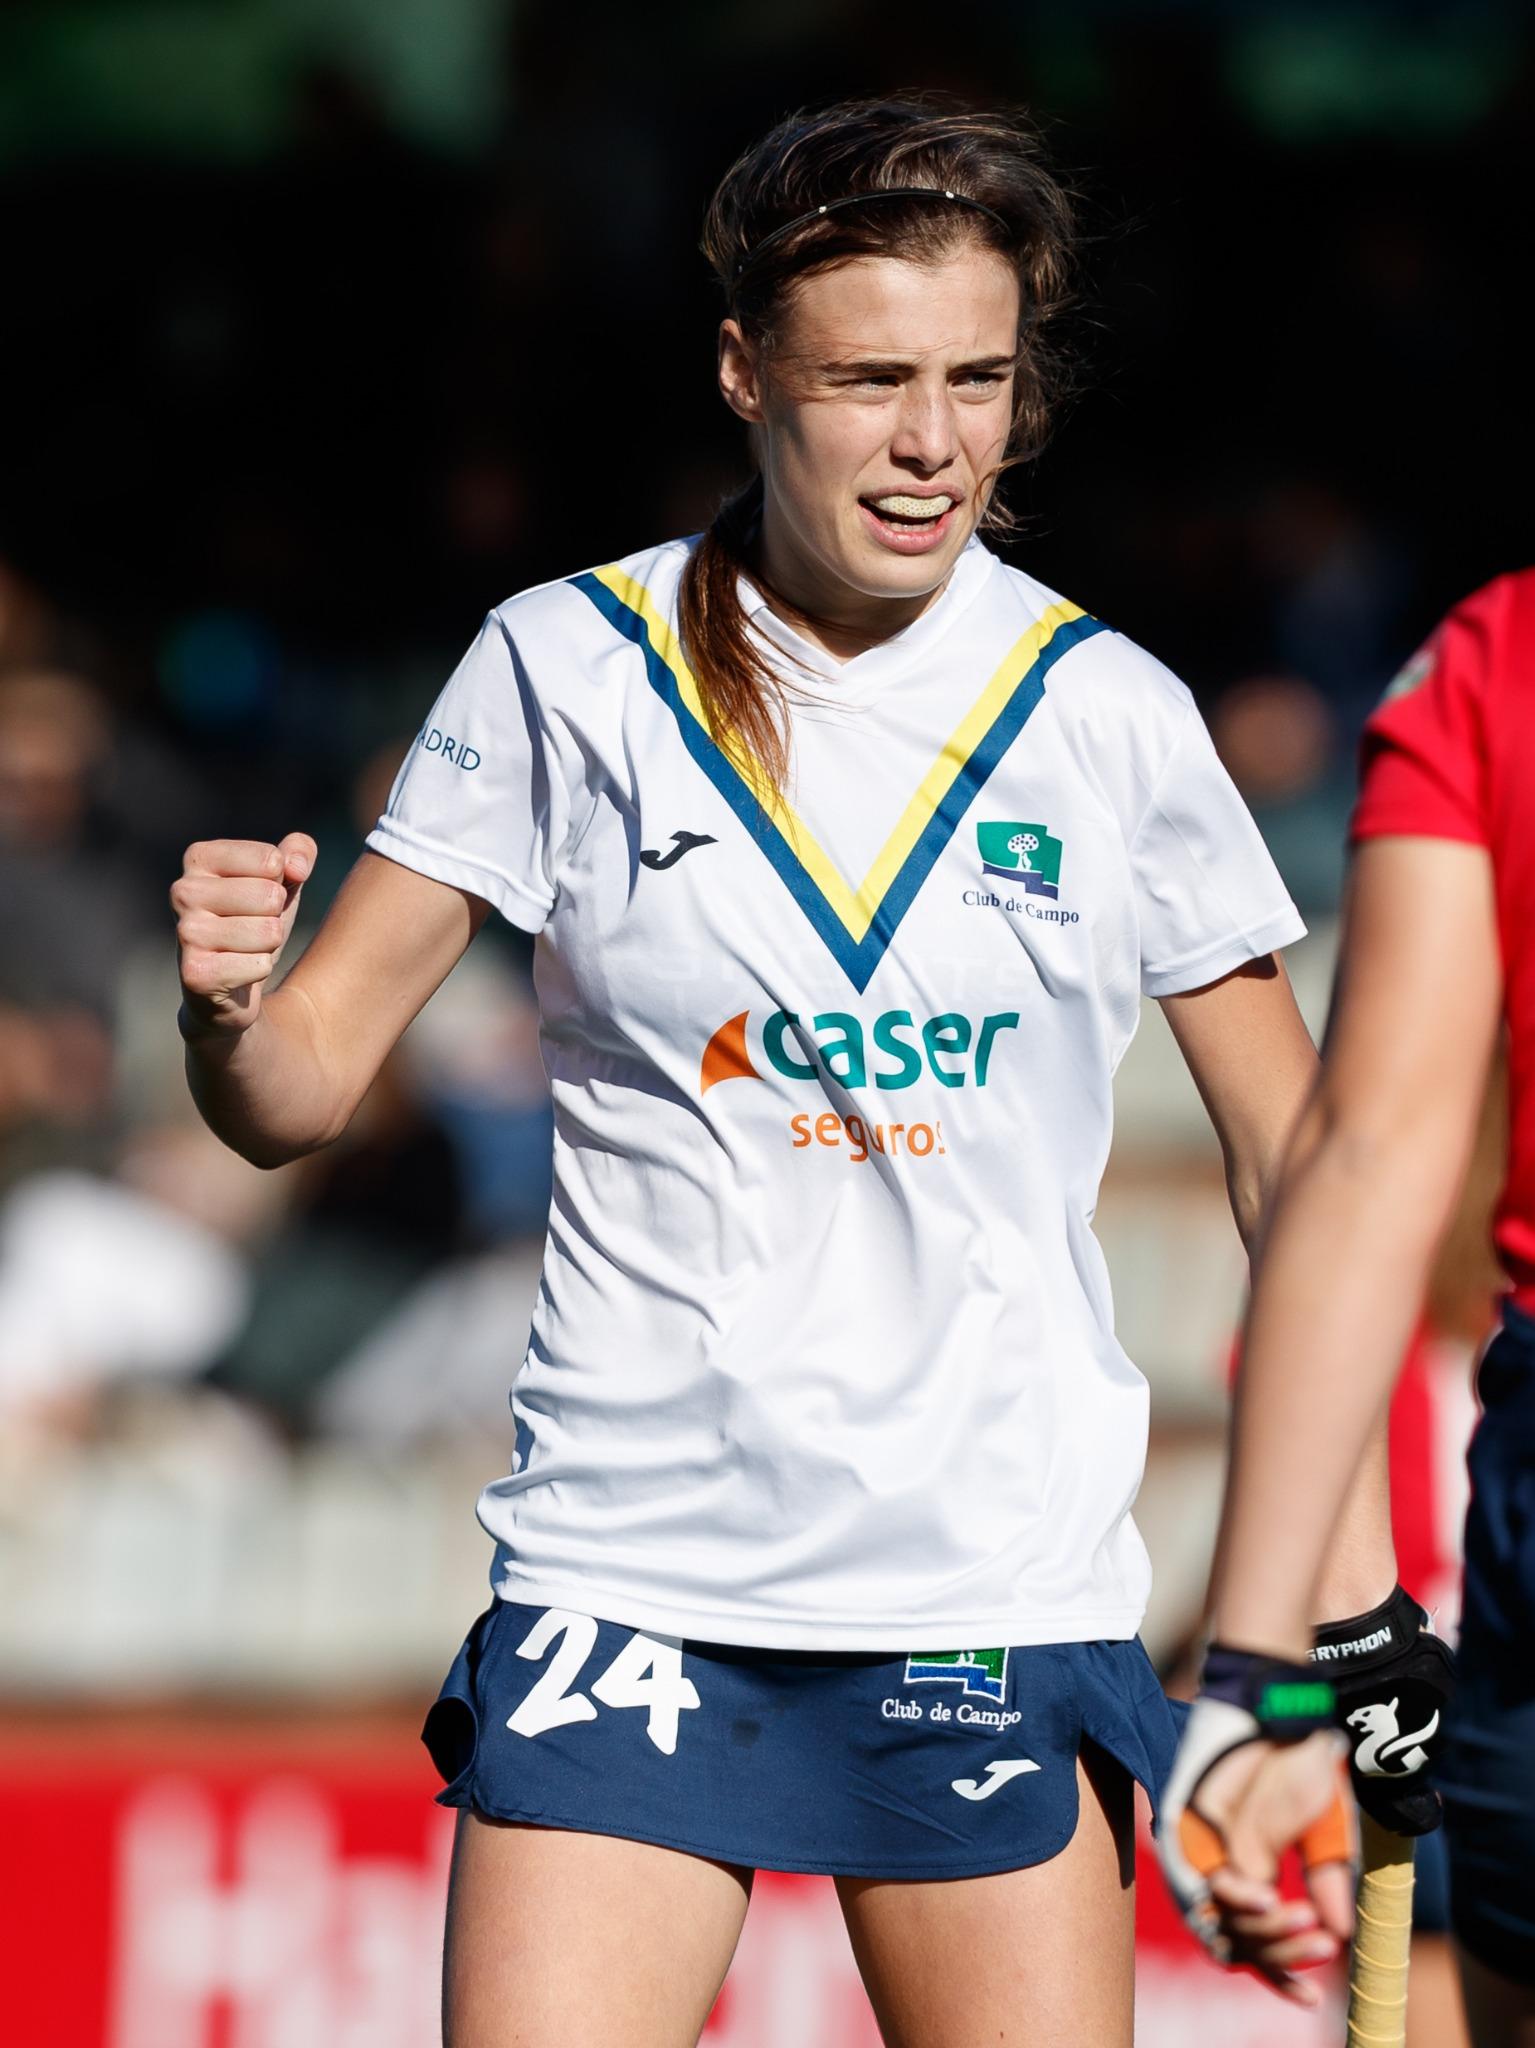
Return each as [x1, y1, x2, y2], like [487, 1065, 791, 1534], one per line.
[889, 380, 959, 475]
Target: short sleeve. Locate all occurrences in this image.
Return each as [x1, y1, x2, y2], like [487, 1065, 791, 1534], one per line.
[1351, 593, 1493, 848]
[1131, 703, 1306, 998]
[366, 610, 571, 933]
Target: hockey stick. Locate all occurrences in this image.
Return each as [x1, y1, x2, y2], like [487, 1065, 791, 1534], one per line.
[1345, 1813, 1415, 2048]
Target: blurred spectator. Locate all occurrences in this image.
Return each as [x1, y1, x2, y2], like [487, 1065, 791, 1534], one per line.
[0, 671, 138, 1171]
[0, 1002, 112, 1149]
[0, 559, 54, 673]
[1210, 674, 1354, 915]
[1251, 481, 1409, 727]
[0, 1115, 287, 1514]
[206, 1050, 467, 1432]
[403, 941, 551, 1244]
[0, 670, 121, 983]
[317, 1240, 543, 1449]
[0, 1162, 250, 1430]
[301, 732, 406, 910]
[0, 666, 205, 995]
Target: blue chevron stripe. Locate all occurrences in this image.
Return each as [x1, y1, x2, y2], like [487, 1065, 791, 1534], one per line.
[572, 571, 1106, 993]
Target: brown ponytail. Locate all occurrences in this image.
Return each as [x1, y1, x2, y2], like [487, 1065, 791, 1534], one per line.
[678, 95, 1079, 800]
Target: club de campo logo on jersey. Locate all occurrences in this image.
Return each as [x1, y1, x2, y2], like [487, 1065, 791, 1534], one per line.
[966, 820, 1078, 926]
[977, 821, 1063, 898]
[904, 1649, 1009, 1702]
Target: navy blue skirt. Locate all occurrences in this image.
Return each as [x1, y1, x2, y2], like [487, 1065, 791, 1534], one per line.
[1440, 1303, 1535, 1981]
[424, 1598, 1183, 1880]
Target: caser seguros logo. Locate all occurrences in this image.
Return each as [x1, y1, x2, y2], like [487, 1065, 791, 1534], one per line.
[698, 1004, 1021, 1164]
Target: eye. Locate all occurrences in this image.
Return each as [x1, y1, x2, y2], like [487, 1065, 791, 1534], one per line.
[956, 371, 1005, 389]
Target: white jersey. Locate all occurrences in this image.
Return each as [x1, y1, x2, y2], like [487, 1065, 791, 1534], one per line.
[368, 536, 1302, 1650]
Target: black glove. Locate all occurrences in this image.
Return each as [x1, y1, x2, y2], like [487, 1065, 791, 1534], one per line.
[1312, 1583, 1455, 1836]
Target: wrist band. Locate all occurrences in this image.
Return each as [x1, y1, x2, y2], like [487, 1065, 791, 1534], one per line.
[1202, 1642, 1337, 1741]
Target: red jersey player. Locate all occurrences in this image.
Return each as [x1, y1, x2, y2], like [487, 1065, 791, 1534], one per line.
[1159, 569, 1535, 2043]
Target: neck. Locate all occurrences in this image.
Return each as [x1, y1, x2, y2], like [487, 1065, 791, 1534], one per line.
[754, 496, 952, 664]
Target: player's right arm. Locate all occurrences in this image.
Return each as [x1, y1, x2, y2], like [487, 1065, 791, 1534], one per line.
[175, 835, 488, 1167]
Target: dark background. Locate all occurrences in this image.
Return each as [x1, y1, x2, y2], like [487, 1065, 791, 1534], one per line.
[5, 0, 1530, 822]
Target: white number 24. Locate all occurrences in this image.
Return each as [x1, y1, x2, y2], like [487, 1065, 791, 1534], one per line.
[506, 1609, 701, 1756]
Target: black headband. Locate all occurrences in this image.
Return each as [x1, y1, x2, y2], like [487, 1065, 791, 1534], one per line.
[734, 187, 1012, 279]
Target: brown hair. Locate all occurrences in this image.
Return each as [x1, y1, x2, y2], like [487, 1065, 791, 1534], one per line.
[678, 95, 1079, 797]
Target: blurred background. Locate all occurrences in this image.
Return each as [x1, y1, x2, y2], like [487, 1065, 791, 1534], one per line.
[0, 0, 1525, 2041]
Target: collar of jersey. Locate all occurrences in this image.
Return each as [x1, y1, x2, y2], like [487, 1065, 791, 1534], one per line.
[738, 535, 995, 694]
[570, 558, 1108, 993]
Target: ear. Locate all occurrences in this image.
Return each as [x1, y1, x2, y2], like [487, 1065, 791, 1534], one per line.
[718, 319, 766, 425]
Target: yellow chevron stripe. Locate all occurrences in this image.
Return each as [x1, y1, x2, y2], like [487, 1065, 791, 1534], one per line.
[593, 565, 860, 924]
[593, 563, 1083, 946]
[850, 599, 1085, 930]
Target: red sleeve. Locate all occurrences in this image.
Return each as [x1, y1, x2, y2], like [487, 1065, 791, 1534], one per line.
[1350, 581, 1501, 847]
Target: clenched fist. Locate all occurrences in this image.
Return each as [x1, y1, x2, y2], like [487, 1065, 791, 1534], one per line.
[173, 833, 316, 1037]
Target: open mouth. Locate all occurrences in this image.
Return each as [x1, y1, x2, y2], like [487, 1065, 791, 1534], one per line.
[857, 492, 961, 552]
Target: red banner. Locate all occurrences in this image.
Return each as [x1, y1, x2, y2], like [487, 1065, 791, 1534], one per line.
[0, 1722, 1336, 2046]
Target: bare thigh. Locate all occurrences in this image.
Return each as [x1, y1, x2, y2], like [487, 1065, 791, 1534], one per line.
[443, 1811, 753, 2048]
[1459, 1944, 1535, 2048]
[836, 1745, 1136, 2048]
[1407, 1934, 1470, 2048]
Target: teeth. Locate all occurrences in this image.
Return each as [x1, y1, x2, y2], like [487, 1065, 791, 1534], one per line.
[870, 494, 952, 518]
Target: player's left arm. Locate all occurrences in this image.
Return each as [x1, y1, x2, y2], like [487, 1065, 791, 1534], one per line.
[1159, 951, 1316, 1255]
